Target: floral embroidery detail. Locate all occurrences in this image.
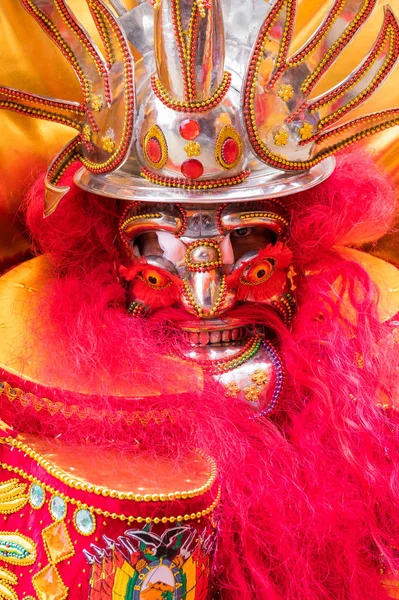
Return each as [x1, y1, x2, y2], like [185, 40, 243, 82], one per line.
[225, 382, 240, 398]
[299, 121, 314, 140]
[278, 83, 294, 102]
[184, 140, 201, 157]
[244, 383, 262, 403]
[252, 370, 269, 386]
[274, 130, 289, 146]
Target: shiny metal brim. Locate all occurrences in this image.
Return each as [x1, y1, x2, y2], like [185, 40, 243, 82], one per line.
[74, 157, 335, 204]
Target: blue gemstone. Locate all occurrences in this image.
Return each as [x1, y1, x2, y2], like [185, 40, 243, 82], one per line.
[30, 483, 45, 509]
[75, 509, 95, 535]
[50, 496, 67, 521]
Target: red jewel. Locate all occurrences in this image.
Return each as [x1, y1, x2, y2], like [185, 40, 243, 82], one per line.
[146, 137, 162, 164]
[181, 159, 204, 179]
[222, 137, 240, 165]
[179, 119, 200, 140]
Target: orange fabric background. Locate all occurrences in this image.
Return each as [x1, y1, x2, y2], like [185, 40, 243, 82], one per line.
[0, 0, 398, 265]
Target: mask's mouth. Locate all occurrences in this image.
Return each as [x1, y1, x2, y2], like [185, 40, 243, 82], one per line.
[183, 326, 246, 346]
[179, 319, 248, 347]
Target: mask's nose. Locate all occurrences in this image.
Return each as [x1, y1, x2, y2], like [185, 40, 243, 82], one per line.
[181, 240, 235, 318]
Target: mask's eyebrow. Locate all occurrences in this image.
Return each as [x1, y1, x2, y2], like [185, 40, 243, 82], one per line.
[219, 202, 289, 237]
[119, 203, 187, 255]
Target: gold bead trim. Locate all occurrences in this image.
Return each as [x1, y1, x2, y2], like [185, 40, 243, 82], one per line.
[121, 213, 162, 230]
[0, 101, 81, 131]
[0, 478, 28, 515]
[89, 2, 116, 65]
[79, 5, 134, 174]
[301, 0, 375, 95]
[151, 72, 231, 112]
[311, 22, 397, 130]
[143, 124, 168, 169]
[288, 0, 346, 68]
[141, 167, 250, 190]
[3, 438, 218, 503]
[239, 212, 289, 227]
[0, 530, 37, 566]
[243, 0, 397, 170]
[53, 0, 105, 79]
[182, 275, 227, 318]
[215, 125, 243, 170]
[0, 380, 177, 428]
[23, 0, 91, 101]
[184, 239, 223, 272]
[47, 137, 81, 185]
[0, 459, 221, 525]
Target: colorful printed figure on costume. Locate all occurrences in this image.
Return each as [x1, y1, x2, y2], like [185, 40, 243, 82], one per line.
[85, 524, 214, 599]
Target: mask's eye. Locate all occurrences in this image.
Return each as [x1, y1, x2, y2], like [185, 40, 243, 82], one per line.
[230, 226, 278, 262]
[129, 265, 181, 309]
[240, 259, 275, 285]
[139, 268, 172, 289]
[231, 227, 253, 238]
[225, 242, 293, 304]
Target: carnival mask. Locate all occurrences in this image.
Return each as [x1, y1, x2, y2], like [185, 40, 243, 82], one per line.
[119, 199, 294, 415]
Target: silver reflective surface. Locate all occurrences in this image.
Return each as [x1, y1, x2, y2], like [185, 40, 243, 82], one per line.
[120, 198, 290, 412]
[75, 156, 335, 204]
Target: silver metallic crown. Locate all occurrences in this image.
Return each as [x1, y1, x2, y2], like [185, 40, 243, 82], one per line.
[1, 0, 399, 214]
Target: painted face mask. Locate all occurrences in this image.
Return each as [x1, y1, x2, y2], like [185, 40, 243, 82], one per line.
[119, 199, 295, 415]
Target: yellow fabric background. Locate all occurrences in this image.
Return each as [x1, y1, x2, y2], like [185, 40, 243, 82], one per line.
[0, 0, 398, 263]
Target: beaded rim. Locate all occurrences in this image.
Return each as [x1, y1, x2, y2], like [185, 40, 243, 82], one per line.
[0, 380, 178, 427]
[74, 158, 335, 204]
[140, 167, 251, 190]
[0, 459, 221, 525]
[151, 72, 232, 112]
[2, 437, 218, 503]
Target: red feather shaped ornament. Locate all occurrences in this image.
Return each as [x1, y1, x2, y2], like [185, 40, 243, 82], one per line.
[227, 243, 293, 302]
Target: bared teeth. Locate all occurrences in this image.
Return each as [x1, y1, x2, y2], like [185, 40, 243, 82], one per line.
[232, 328, 240, 341]
[185, 327, 245, 345]
[222, 329, 231, 342]
[189, 332, 199, 345]
[210, 331, 221, 344]
[199, 331, 209, 345]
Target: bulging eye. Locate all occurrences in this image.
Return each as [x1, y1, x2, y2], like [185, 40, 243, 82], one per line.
[231, 227, 253, 238]
[240, 259, 275, 285]
[139, 268, 172, 289]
